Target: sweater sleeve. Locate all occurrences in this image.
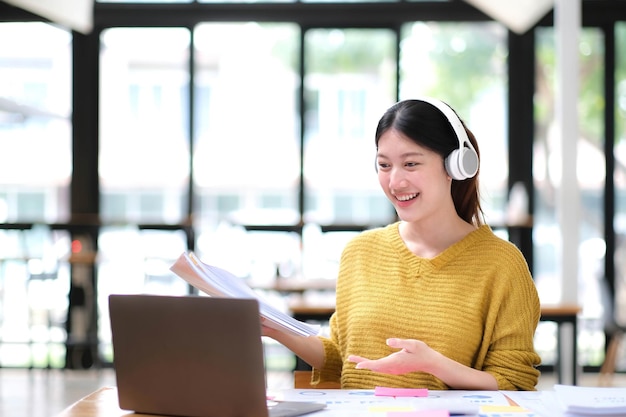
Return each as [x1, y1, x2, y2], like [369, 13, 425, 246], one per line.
[311, 313, 343, 386]
[480, 248, 542, 390]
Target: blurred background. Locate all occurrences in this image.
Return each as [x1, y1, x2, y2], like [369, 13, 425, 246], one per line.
[0, 0, 625, 382]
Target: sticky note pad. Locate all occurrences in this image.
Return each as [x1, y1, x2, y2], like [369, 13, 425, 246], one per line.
[375, 386, 429, 397]
[387, 410, 449, 417]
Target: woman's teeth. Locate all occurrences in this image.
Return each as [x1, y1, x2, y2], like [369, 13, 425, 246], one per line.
[396, 193, 418, 201]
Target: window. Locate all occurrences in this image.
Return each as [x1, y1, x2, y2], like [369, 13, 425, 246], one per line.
[0, 22, 72, 367]
[192, 22, 302, 280]
[0, 22, 72, 223]
[97, 28, 193, 360]
[99, 27, 191, 224]
[303, 28, 397, 226]
[400, 21, 508, 223]
[534, 27, 606, 367]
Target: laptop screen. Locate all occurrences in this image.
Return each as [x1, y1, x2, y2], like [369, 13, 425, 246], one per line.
[109, 294, 270, 417]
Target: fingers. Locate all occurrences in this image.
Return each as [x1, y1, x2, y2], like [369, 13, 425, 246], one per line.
[349, 356, 377, 370]
[347, 355, 368, 364]
[347, 339, 409, 365]
[348, 355, 379, 371]
[352, 356, 395, 373]
[347, 338, 425, 375]
[387, 338, 423, 353]
[260, 319, 280, 338]
[386, 338, 399, 347]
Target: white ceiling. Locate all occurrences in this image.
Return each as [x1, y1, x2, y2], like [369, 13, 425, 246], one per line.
[464, 0, 555, 34]
[4, 0, 555, 36]
[4, 0, 93, 34]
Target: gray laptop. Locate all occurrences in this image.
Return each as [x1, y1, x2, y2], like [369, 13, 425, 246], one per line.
[108, 294, 326, 417]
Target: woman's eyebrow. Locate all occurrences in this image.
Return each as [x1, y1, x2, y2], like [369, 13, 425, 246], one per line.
[376, 151, 425, 159]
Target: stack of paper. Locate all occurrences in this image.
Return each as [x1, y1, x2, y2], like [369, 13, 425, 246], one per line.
[170, 251, 320, 337]
[554, 384, 626, 416]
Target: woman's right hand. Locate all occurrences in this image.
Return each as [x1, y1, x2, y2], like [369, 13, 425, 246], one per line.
[259, 317, 326, 370]
[260, 317, 283, 339]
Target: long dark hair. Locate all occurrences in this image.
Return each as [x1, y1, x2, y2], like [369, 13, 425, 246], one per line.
[374, 99, 484, 226]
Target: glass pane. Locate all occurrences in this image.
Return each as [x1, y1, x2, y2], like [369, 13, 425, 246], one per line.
[534, 28, 605, 366]
[199, 0, 292, 3]
[615, 23, 626, 340]
[99, 28, 191, 224]
[400, 21, 508, 224]
[97, 227, 189, 362]
[302, 0, 394, 2]
[0, 225, 70, 368]
[303, 28, 397, 226]
[193, 23, 300, 227]
[0, 22, 72, 223]
[98, 0, 192, 2]
[0, 22, 71, 367]
[192, 23, 301, 280]
[301, 28, 396, 282]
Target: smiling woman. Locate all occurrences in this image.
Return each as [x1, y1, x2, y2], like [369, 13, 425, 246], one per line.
[262, 98, 542, 391]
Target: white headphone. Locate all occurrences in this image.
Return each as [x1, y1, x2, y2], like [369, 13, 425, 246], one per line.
[417, 97, 479, 180]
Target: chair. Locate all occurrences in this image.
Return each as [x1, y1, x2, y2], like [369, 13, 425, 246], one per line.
[293, 370, 341, 389]
[598, 277, 626, 386]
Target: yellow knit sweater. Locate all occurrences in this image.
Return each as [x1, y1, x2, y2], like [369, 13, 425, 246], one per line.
[312, 223, 541, 391]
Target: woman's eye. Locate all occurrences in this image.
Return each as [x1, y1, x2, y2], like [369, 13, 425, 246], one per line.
[405, 162, 419, 167]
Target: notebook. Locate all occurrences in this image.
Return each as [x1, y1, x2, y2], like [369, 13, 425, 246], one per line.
[108, 294, 326, 417]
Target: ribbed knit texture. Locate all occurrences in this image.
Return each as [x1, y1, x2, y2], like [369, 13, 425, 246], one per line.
[311, 223, 541, 391]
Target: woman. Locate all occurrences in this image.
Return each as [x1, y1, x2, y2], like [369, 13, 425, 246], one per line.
[263, 98, 541, 391]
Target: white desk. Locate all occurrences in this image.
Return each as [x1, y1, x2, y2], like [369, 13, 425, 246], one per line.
[57, 386, 568, 417]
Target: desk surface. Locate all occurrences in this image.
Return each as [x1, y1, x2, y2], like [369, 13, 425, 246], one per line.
[58, 387, 136, 417]
[57, 386, 583, 417]
[253, 278, 337, 294]
[539, 304, 582, 317]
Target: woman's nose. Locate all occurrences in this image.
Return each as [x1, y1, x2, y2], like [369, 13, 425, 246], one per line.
[388, 168, 408, 188]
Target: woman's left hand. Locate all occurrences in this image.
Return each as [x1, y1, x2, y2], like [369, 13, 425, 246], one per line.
[347, 338, 436, 375]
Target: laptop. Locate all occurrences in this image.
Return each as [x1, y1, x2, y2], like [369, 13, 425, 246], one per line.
[108, 294, 326, 417]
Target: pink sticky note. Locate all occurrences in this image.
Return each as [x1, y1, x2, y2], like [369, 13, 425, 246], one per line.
[387, 410, 449, 417]
[374, 386, 429, 397]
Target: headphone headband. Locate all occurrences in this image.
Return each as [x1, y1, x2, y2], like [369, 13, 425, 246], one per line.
[416, 97, 479, 180]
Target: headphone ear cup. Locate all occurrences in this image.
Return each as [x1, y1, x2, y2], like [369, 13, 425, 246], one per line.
[459, 147, 479, 179]
[445, 149, 464, 180]
[445, 147, 479, 180]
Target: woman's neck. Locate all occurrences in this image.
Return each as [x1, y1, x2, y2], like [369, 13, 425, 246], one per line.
[398, 217, 476, 259]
